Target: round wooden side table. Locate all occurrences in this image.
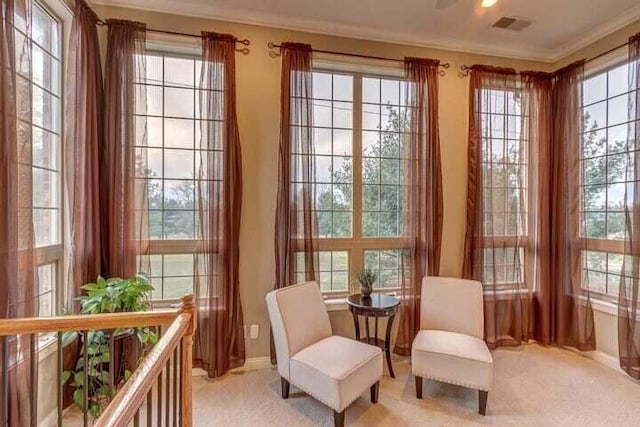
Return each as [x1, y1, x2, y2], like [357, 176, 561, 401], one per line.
[346, 293, 400, 378]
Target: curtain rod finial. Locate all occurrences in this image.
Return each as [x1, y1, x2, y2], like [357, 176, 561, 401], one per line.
[458, 65, 471, 78]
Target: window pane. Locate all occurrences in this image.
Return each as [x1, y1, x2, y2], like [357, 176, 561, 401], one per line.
[32, 4, 59, 56]
[333, 74, 353, 102]
[607, 63, 628, 98]
[164, 87, 194, 118]
[135, 54, 215, 299]
[163, 149, 194, 179]
[163, 277, 194, 299]
[582, 73, 606, 105]
[30, 6, 61, 253]
[32, 127, 59, 170]
[608, 94, 629, 126]
[363, 77, 380, 104]
[295, 251, 349, 293]
[33, 208, 59, 247]
[583, 101, 606, 130]
[142, 54, 162, 84]
[164, 118, 195, 148]
[164, 56, 195, 88]
[306, 71, 354, 239]
[364, 249, 403, 289]
[313, 72, 331, 99]
[32, 45, 59, 95]
[163, 210, 194, 239]
[33, 168, 59, 208]
[32, 86, 59, 132]
[37, 263, 56, 317]
[361, 77, 406, 238]
[580, 63, 636, 298]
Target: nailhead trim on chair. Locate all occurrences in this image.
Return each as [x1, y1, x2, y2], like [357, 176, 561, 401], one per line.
[412, 371, 491, 392]
[291, 376, 383, 412]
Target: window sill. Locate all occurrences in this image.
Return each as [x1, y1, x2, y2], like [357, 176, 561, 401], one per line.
[38, 334, 58, 362]
[590, 298, 618, 316]
[324, 298, 349, 312]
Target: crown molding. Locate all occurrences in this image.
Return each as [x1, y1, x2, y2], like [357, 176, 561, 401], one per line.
[547, 3, 640, 62]
[93, 0, 640, 63]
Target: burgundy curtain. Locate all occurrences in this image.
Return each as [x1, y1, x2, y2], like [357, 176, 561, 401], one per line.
[64, 0, 103, 305]
[272, 43, 318, 363]
[0, 0, 38, 425]
[101, 19, 149, 278]
[464, 63, 595, 350]
[520, 71, 555, 346]
[395, 57, 443, 356]
[550, 61, 595, 350]
[463, 66, 535, 348]
[619, 33, 640, 378]
[194, 32, 245, 378]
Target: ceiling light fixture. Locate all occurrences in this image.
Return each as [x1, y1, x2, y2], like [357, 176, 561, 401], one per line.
[481, 0, 498, 7]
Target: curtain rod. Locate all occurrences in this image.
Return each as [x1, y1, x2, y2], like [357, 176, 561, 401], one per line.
[267, 42, 450, 76]
[96, 19, 251, 55]
[457, 39, 631, 78]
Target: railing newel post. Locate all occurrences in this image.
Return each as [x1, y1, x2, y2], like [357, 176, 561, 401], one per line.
[178, 295, 195, 427]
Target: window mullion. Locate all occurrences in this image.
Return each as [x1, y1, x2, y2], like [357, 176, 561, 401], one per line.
[351, 73, 364, 291]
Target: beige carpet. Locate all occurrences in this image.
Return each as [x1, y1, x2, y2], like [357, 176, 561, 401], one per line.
[192, 345, 640, 426]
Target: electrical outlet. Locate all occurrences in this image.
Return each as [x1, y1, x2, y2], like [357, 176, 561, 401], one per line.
[250, 324, 259, 339]
[243, 324, 260, 339]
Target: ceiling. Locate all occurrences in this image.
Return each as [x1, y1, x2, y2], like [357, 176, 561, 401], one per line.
[94, 0, 640, 62]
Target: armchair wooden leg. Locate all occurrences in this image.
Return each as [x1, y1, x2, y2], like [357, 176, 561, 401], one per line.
[333, 410, 345, 427]
[415, 376, 423, 399]
[280, 377, 290, 399]
[479, 390, 488, 415]
[370, 381, 380, 404]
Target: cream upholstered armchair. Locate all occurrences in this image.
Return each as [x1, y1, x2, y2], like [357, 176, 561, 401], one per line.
[412, 276, 494, 415]
[266, 281, 383, 427]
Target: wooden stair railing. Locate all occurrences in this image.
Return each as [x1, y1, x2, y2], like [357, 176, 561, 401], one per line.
[0, 295, 196, 427]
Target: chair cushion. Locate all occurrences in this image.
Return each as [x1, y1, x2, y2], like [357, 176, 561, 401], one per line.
[412, 330, 493, 391]
[290, 336, 383, 412]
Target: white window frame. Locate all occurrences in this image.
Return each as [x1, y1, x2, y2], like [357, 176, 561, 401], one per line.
[579, 50, 635, 302]
[305, 59, 408, 296]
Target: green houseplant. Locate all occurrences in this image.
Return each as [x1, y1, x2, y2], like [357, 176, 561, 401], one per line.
[356, 268, 377, 297]
[62, 273, 158, 418]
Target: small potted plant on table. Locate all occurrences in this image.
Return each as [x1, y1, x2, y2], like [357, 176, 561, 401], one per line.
[356, 268, 377, 298]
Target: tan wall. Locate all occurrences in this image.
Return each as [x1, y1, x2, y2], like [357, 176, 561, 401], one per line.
[92, 4, 639, 360]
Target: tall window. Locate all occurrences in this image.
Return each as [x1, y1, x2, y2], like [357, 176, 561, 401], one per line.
[30, 1, 62, 316]
[294, 71, 407, 294]
[135, 52, 213, 300]
[580, 61, 636, 299]
[479, 88, 527, 287]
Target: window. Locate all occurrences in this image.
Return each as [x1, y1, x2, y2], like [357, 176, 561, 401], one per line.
[29, 1, 62, 316]
[478, 88, 528, 287]
[580, 60, 638, 298]
[135, 51, 214, 300]
[294, 71, 408, 294]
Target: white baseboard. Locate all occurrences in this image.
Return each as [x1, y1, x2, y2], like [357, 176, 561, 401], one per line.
[586, 350, 622, 371]
[567, 347, 624, 374]
[39, 410, 57, 427]
[232, 356, 272, 372]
